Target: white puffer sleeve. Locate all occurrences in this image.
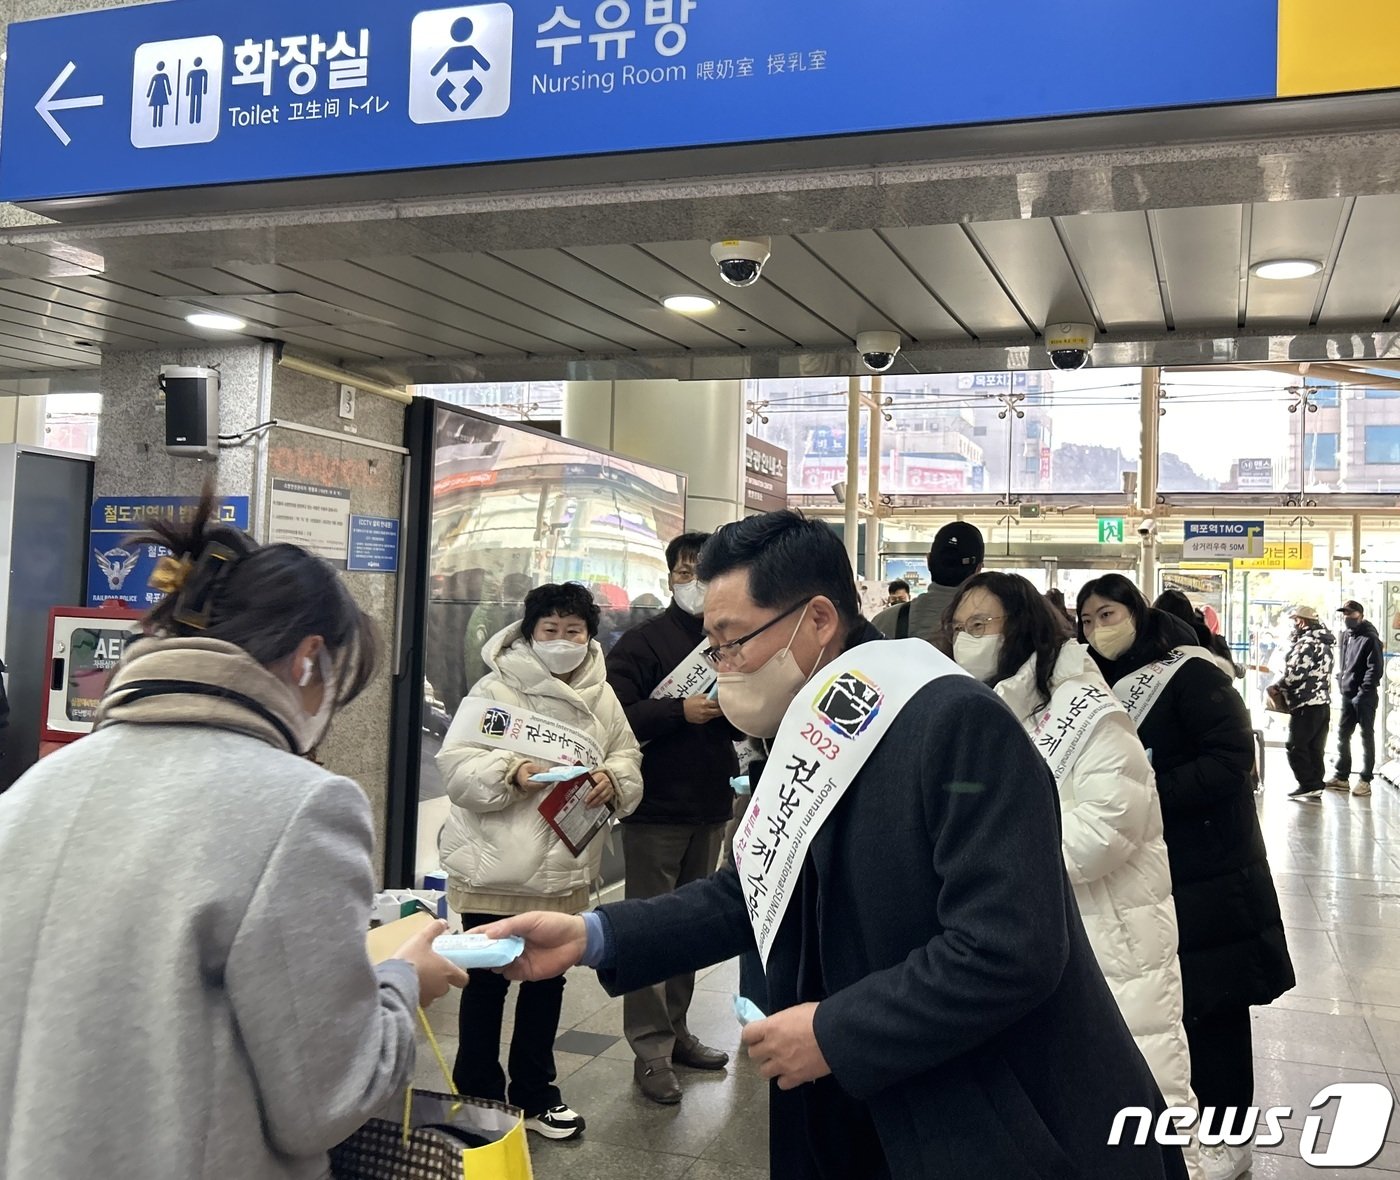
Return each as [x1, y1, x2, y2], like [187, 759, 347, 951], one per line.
[595, 680, 644, 819]
[1059, 710, 1156, 887]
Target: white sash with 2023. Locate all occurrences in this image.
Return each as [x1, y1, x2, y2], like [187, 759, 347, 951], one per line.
[732, 639, 965, 964]
[453, 697, 603, 768]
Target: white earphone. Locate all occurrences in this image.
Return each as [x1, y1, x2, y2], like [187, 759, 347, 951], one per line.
[298, 657, 315, 688]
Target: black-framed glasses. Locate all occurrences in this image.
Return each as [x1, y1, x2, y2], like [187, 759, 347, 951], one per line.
[702, 598, 811, 670]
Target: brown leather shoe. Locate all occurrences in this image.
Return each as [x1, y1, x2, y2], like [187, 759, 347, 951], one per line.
[673, 1036, 730, 1071]
[634, 1058, 682, 1104]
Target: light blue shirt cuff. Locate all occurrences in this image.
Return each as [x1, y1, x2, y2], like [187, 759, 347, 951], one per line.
[580, 910, 610, 969]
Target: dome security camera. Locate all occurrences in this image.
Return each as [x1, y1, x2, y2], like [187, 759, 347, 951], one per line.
[1045, 322, 1097, 371]
[710, 237, 772, 288]
[856, 330, 902, 373]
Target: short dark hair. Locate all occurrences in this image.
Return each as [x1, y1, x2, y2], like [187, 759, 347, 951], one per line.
[1152, 589, 1213, 648]
[697, 511, 862, 638]
[666, 531, 710, 572]
[888, 579, 911, 596]
[947, 572, 1070, 711]
[522, 582, 600, 639]
[133, 486, 378, 707]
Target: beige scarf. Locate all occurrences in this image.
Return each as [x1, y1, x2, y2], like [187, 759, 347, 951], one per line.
[98, 636, 318, 755]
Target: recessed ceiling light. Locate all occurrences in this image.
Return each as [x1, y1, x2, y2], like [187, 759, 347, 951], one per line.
[185, 311, 247, 331]
[662, 294, 718, 314]
[1251, 258, 1323, 280]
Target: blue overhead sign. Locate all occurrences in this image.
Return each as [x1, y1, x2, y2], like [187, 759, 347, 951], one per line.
[1183, 519, 1266, 561]
[0, 0, 1279, 202]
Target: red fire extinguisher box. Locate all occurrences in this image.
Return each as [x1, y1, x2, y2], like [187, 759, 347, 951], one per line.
[40, 603, 144, 758]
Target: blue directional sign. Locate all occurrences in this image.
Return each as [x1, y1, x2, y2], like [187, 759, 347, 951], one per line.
[1183, 520, 1266, 561]
[0, 0, 1279, 202]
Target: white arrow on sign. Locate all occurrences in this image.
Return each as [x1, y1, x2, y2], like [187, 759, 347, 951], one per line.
[36, 62, 105, 147]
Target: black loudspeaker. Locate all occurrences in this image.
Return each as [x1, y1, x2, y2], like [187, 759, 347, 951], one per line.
[159, 366, 220, 459]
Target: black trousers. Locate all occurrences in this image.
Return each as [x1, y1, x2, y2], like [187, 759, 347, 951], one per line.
[1185, 1007, 1254, 1112]
[1336, 690, 1379, 780]
[453, 910, 565, 1116]
[1286, 704, 1330, 790]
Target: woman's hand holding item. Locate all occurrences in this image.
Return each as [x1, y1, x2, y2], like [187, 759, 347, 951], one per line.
[392, 919, 470, 1005]
[583, 770, 615, 809]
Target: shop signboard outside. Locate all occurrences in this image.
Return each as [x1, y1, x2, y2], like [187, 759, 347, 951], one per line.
[744, 435, 788, 513]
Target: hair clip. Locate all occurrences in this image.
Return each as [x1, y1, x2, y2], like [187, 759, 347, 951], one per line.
[172, 541, 240, 630]
[149, 554, 194, 595]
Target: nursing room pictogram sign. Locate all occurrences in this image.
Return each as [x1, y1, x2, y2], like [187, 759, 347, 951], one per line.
[409, 5, 514, 123]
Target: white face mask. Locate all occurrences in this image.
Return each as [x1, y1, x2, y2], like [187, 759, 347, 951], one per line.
[716, 603, 824, 740]
[953, 632, 1003, 682]
[1089, 620, 1137, 661]
[296, 649, 336, 754]
[533, 638, 589, 676]
[673, 580, 707, 617]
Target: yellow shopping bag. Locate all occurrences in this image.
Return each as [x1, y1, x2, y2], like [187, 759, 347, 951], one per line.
[330, 1009, 533, 1180]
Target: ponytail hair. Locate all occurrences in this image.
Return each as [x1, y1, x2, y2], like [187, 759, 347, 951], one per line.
[131, 486, 379, 707]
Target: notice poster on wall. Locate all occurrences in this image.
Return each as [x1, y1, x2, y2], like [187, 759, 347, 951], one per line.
[268, 479, 351, 565]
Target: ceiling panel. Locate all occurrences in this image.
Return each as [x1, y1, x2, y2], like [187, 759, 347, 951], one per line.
[1055, 212, 1165, 332]
[966, 218, 1093, 330]
[214, 261, 515, 356]
[0, 275, 200, 336]
[796, 230, 968, 342]
[497, 247, 733, 350]
[573, 242, 807, 349]
[877, 225, 1026, 338]
[1152, 205, 1242, 329]
[0, 299, 158, 351]
[747, 236, 900, 343]
[0, 286, 187, 345]
[1244, 197, 1344, 325]
[369, 254, 630, 353]
[289, 260, 570, 355]
[1318, 195, 1400, 326]
[637, 240, 845, 347]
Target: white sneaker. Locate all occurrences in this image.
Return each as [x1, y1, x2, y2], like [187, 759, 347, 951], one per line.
[1352, 779, 1373, 797]
[525, 1104, 585, 1140]
[1199, 1142, 1251, 1180]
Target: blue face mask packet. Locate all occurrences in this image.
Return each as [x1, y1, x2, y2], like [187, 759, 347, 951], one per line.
[432, 933, 526, 970]
[734, 995, 767, 1026]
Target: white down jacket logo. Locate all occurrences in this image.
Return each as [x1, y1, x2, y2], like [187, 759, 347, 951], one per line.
[437, 622, 643, 900]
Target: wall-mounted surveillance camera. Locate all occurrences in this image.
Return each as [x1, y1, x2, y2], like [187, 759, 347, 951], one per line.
[856, 330, 901, 373]
[710, 237, 771, 288]
[1137, 517, 1158, 538]
[1045, 322, 1097, 371]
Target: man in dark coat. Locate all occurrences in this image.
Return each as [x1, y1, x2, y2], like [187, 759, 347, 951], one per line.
[1329, 599, 1384, 797]
[481, 512, 1187, 1180]
[606, 531, 737, 1103]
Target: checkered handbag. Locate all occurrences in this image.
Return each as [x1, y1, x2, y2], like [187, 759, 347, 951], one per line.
[330, 1010, 533, 1180]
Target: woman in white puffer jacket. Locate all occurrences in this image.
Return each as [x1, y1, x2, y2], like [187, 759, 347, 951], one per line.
[438, 582, 642, 1142]
[947, 573, 1205, 1180]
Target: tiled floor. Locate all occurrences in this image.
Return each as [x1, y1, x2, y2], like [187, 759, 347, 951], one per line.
[415, 751, 1400, 1178]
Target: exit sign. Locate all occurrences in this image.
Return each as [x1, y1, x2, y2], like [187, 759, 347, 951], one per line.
[1098, 517, 1126, 543]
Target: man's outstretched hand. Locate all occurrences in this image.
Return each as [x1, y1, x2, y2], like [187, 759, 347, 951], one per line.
[469, 912, 589, 981]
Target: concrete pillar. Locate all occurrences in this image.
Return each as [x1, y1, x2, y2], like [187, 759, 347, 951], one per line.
[562, 379, 746, 532]
[93, 341, 407, 880]
[94, 343, 269, 504]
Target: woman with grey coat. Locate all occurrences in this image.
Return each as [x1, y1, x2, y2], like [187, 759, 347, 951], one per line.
[0, 493, 466, 1179]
